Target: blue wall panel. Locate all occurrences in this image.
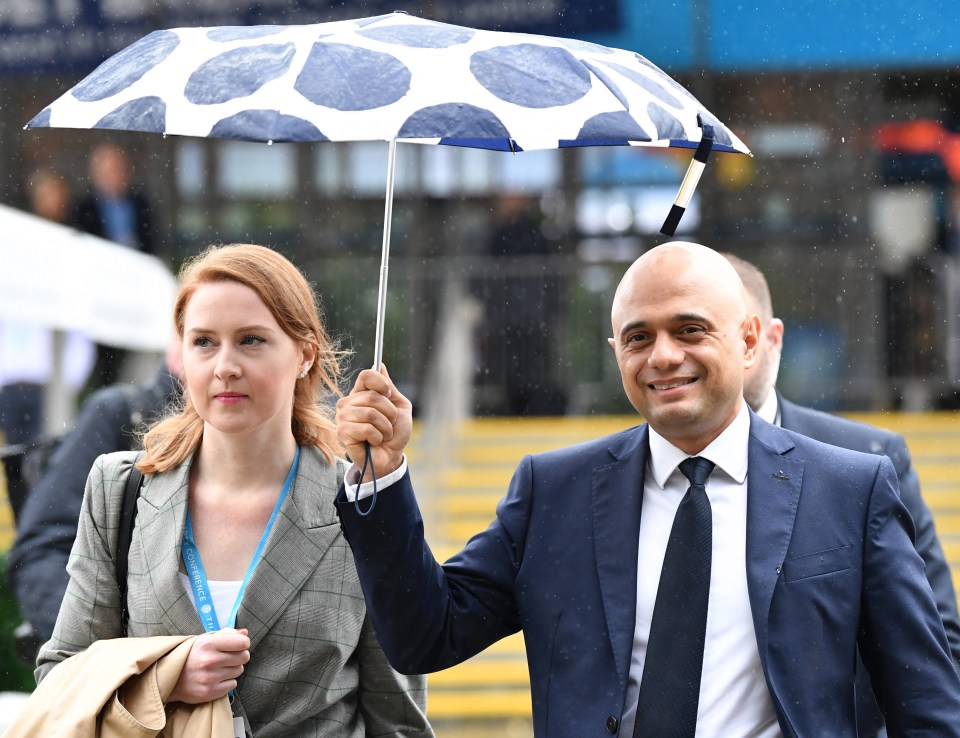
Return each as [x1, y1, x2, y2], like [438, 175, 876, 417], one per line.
[585, 0, 960, 72]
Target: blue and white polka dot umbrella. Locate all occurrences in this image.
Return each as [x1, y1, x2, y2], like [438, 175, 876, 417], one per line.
[27, 11, 750, 367]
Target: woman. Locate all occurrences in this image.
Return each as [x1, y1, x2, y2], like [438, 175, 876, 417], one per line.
[37, 244, 433, 737]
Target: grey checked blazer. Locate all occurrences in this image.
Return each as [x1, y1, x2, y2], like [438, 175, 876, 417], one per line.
[37, 446, 433, 738]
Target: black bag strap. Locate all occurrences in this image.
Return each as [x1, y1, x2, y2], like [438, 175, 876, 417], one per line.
[117, 453, 145, 637]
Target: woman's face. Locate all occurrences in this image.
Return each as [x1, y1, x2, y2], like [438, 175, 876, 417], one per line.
[181, 280, 312, 441]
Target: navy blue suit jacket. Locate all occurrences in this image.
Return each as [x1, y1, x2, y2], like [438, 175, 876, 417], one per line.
[337, 413, 960, 737]
[777, 393, 960, 661]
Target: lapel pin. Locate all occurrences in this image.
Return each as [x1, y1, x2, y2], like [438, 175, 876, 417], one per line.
[772, 470, 789, 480]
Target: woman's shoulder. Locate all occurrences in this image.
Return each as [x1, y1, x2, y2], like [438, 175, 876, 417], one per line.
[295, 446, 350, 512]
[96, 449, 143, 475]
[299, 445, 349, 476]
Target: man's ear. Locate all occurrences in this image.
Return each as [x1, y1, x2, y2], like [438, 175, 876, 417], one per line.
[767, 318, 785, 354]
[743, 314, 761, 366]
[607, 336, 616, 350]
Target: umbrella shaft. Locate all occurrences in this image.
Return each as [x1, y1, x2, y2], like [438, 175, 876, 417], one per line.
[373, 138, 398, 370]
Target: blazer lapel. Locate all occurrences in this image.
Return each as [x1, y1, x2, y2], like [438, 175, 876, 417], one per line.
[745, 414, 803, 661]
[238, 446, 344, 651]
[592, 425, 648, 694]
[136, 455, 203, 634]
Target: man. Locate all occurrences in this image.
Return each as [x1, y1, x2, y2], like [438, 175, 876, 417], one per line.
[71, 143, 156, 390]
[6, 339, 181, 658]
[484, 193, 567, 415]
[726, 251, 960, 735]
[335, 242, 960, 736]
[71, 143, 155, 256]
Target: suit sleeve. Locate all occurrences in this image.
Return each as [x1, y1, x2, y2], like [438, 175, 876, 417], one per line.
[857, 456, 960, 732]
[335, 462, 531, 674]
[883, 433, 960, 667]
[6, 389, 131, 642]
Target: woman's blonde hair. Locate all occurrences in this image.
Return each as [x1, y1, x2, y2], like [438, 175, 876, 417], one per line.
[139, 243, 344, 474]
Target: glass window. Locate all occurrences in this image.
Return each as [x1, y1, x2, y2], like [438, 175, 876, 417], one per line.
[347, 141, 418, 196]
[314, 143, 341, 196]
[176, 139, 205, 197]
[422, 145, 459, 196]
[499, 149, 561, 192]
[217, 140, 295, 198]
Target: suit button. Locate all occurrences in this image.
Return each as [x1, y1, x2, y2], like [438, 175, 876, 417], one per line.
[606, 715, 618, 733]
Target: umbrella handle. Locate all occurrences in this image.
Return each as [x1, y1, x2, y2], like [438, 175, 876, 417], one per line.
[661, 124, 715, 236]
[372, 138, 399, 371]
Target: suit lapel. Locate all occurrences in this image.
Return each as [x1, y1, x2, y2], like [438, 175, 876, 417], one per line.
[136, 455, 203, 634]
[237, 446, 344, 651]
[592, 425, 648, 694]
[745, 415, 803, 660]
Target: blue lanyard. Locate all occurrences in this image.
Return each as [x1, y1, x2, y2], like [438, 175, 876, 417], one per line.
[181, 447, 300, 632]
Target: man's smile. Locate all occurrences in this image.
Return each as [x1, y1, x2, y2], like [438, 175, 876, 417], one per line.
[649, 378, 698, 391]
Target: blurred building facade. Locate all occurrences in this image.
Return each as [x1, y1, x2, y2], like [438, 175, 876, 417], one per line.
[1, 1, 959, 413]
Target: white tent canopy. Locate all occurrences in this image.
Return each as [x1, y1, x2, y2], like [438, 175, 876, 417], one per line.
[0, 202, 177, 435]
[0, 202, 176, 350]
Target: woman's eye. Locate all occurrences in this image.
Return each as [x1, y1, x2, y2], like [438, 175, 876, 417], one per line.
[241, 335, 266, 346]
[193, 336, 212, 348]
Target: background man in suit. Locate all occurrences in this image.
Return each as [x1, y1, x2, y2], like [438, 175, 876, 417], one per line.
[71, 143, 156, 391]
[725, 251, 960, 735]
[335, 241, 960, 737]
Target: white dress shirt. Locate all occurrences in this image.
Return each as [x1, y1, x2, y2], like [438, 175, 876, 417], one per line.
[344, 459, 407, 500]
[179, 572, 242, 629]
[620, 402, 780, 738]
[756, 390, 779, 425]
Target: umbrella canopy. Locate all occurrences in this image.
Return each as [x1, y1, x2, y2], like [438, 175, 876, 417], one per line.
[26, 12, 748, 155]
[0, 202, 176, 351]
[26, 11, 749, 368]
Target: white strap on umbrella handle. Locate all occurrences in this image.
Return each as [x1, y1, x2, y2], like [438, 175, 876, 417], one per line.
[373, 138, 398, 370]
[661, 124, 715, 236]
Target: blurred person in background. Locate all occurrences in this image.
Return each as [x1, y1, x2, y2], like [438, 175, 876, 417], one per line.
[71, 143, 155, 256]
[726, 251, 960, 737]
[71, 142, 156, 390]
[483, 193, 567, 416]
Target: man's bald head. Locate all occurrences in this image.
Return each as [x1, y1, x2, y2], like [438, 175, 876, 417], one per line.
[612, 242, 751, 330]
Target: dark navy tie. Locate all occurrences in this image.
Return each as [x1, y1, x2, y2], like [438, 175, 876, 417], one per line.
[633, 456, 715, 738]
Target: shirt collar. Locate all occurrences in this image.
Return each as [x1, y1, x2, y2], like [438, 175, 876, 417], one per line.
[755, 389, 779, 425]
[648, 401, 751, 488]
